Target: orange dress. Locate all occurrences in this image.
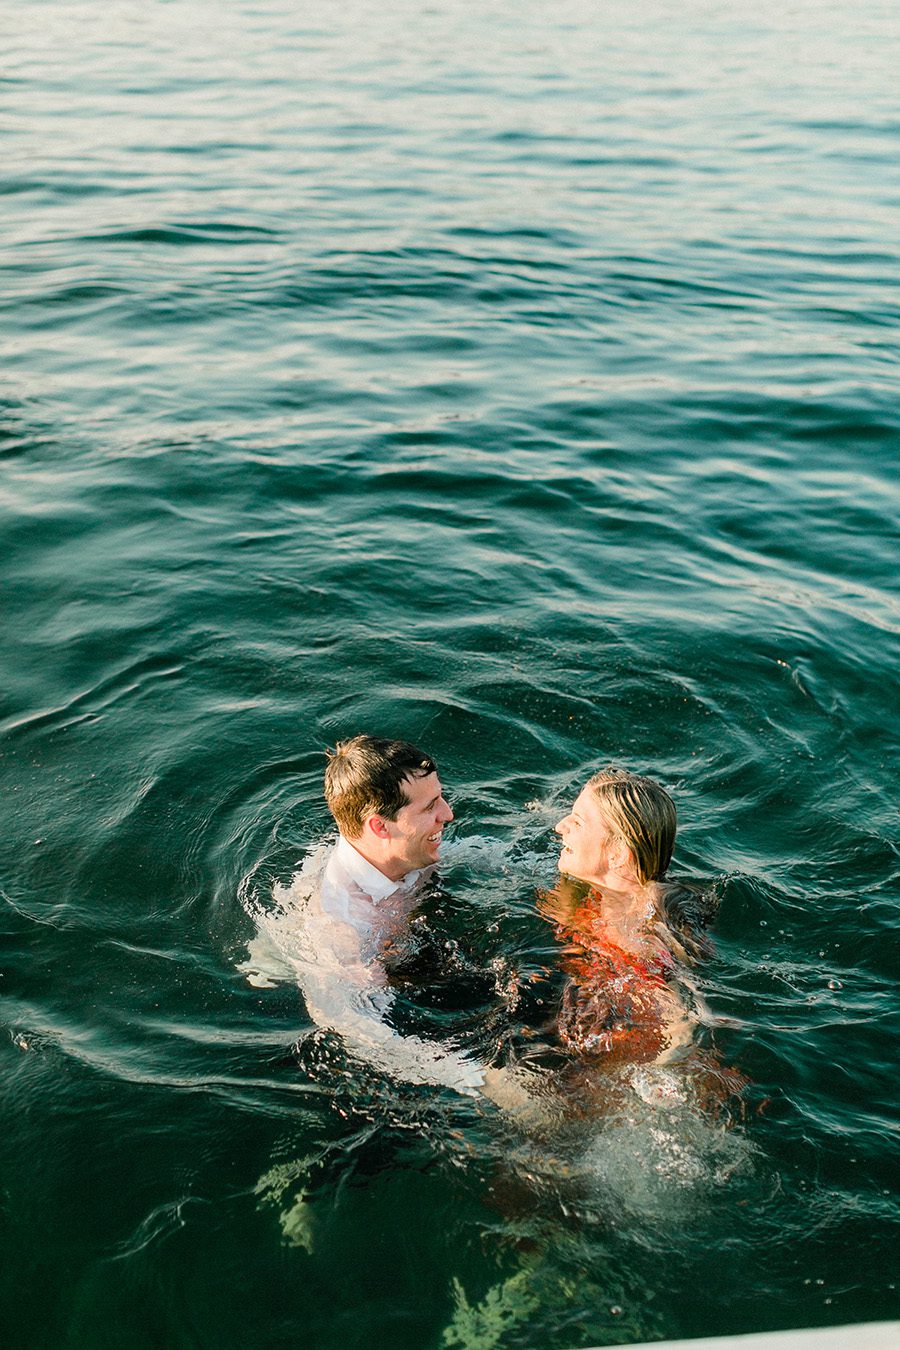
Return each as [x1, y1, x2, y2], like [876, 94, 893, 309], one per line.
[555, 897, 679, 1065]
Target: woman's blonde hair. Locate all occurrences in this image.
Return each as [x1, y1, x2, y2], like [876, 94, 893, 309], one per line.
[586, 765, 676, 884]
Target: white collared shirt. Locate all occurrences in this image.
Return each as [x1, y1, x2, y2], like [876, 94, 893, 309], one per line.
[319, 834, 425, 943]
[330, 832, 420, 901]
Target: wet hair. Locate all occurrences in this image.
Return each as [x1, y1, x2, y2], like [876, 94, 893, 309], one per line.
[586, 765, 676, 884]
[324, 735, 437, 838]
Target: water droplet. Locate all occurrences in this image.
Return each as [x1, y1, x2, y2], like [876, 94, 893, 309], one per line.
[610, 1306, 623, 1317]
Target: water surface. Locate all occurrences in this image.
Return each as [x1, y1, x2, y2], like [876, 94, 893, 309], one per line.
[1, 1, 898, 1345]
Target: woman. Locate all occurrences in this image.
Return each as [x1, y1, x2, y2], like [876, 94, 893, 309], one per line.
[544, 766, 716, 1071]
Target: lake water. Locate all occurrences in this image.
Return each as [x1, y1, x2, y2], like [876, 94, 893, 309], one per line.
[2, 1, 898, 1345]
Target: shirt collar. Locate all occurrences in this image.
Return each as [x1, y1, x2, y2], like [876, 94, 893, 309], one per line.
[335, 833, 422, 903]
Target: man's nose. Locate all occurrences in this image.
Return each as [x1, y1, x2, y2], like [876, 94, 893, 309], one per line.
[439, 796, 454, 823]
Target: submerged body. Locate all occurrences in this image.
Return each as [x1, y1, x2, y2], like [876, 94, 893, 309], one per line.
[266, 835, 487, 1095]
[537, 877, 745, 1128]
[557, 896, 682, 1063]
[545, 883, 696, 1070]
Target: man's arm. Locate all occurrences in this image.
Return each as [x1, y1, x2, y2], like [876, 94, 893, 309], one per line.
[259, 855, 541, 1108]
[290, 899, 487, 1096]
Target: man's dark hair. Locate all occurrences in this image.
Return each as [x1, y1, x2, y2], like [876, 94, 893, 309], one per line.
[324, 735, 437, 838]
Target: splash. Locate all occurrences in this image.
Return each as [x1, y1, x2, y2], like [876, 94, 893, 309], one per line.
[570, 1064, 755, 1222]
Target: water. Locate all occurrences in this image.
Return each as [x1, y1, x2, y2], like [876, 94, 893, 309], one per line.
[1, 0, 898, 1344]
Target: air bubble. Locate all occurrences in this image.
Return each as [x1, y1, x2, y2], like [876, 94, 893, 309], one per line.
[827, 979, 842, 990]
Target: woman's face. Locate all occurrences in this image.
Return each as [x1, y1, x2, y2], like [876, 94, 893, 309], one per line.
[554, 786, 616, 884]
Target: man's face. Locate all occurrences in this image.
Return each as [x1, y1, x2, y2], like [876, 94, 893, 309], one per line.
[382, 771, 454, 877]
[555, 786, 615, 885]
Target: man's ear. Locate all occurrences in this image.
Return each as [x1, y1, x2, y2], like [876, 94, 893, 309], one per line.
[365, 814, 391, 840]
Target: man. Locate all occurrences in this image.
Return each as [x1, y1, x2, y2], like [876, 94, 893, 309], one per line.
[293, 734, 489, 1095]
[248, 735, 545, 1112]
[321, 734, 454, 936]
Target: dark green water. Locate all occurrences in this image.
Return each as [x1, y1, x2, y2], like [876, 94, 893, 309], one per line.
[2, 1, 898, 1346]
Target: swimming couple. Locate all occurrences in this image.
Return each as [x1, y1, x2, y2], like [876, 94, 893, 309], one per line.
[286, 732, 714, 1117]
